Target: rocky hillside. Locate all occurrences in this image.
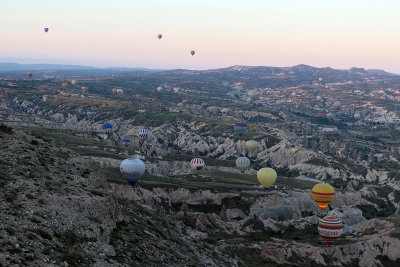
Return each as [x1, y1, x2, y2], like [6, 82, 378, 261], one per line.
[0, 124, 240, 266]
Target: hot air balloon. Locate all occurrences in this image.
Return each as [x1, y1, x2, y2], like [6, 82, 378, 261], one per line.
[112, 88, 118, 95]
[316, 96, 322, 101]
[318, 217, 343, 247]
[122, 138, 131, 147]
[137, 128, 149, 141]
[87, 109, 96, 118]
[44, 27, 49, 33]
[312, 183, 335, 210]
[246, 140, 259, 154]
[318, 111, 325, 118]
[190, 158, 205, 170]
[157, 86, 163, 92]
[157, 34, 162, 39]
[61, 80, 68, 87]
[71, 80, 77, 85]
[201, 102, 208, 109]
[120, 158, 145, 186]
[257, 168, 277, 189]
[26, 72, 32, 79]
[234, 122, 247, 134]
[102, 122, 113, 135]
[81, 87, 88, 94]
[326, 112, 334, 120]
[333, 101, 341, 109]
[173, 87, 179, 93]
[117, 89, 123, 96]
[319, 77, 323, 82]
[191, 50, 195, 56]
[236, 157, 250, 173]
[248, 90, 258, 97]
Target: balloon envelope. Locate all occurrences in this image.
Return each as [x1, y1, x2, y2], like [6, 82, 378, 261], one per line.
[137, 128, 150, 141]
[112, 88, 118, 95]
[312, 183, 335, 210]
[120, 158, 145, 186]
[102, 122, 113, 135]
[44, 27, 49, 33]
[257, 168, 277, 188]
[117, 89, 123, 96]
[190, 158, 205, 170]
[236, 157, 250, 173]
[26, 72, 32, 79]
[246, 140, 259, 154]
[191, 50, 195, 56]
[158, 34, 162, 39]
[318, 217, 343, 247]
[234, 122, 247, 134]
[71, 80, 77, 85]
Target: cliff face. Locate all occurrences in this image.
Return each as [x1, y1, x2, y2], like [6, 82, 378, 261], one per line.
[0, 125, 240, 266]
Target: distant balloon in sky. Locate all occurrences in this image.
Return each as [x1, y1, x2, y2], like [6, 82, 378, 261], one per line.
[318, 111, 325, 118]
[61, 80, 68, 87]
[319, 77, 323, 82]
[120, 158, 145, 186]
[234, 122, 247, 135]
[190, 158, 205, 170]
[26, 72, 32, 79]
[312, 183, 335, 210]
[112, 88, 118, 95]
[44, 27, 49, 33]
[246, 140, 259, 154]
[318, 217, 343, 247]
[117, 88, 123, 96]
[71, 80, 77, 85]
[137, 128, 150, 141]
[257, 168, 277, 189]
[122, 138, 131, 146]
[191, 50, 195, 56]
[157, 34, 162, 39]
[102, 122, 113, 135]
[81, 87, 88, 93]
[236, 157, 250, 173]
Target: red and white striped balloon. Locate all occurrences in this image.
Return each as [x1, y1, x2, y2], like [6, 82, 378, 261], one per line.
[190, 158, 205, 170]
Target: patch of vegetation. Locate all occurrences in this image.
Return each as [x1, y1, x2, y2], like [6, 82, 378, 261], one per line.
[0, 123, 13, 134]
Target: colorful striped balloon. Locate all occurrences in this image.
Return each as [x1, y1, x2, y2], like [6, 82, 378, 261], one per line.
[236, 157, 250, 173]
[190, 158, 205, 170]
[312, 183, 335, 210]
[318, 217, 343, 247]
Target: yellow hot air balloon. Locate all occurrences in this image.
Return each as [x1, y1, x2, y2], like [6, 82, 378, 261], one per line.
[312, 183, 335, 210]
[257, 168, 277, 189]
[246, 140, 259, 154]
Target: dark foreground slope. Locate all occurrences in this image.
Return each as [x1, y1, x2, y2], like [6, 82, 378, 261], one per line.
[0, 124, 240, 266]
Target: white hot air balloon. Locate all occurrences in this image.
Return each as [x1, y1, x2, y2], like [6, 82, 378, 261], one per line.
[137, 128, 150, 141]
[120, 158, 145, 186]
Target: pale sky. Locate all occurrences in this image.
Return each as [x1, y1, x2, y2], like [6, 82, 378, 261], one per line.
[1, 0, 400, 72]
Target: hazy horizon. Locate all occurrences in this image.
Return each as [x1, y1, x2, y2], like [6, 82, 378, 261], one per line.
[1, 0, 400, 72]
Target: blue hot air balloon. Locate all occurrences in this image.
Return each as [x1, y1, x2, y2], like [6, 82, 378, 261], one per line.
[122, 138, 131, 146]
[234, 122, 247, 134]
[102, 123, 113, 135]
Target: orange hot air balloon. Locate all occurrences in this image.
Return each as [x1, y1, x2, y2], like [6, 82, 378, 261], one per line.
[191, 50, 195, 56]
[312, 183, 335, 210]
[61, 80, 68, 87]
[157, 34, 162, 39]
[319, 77, 323, 82]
